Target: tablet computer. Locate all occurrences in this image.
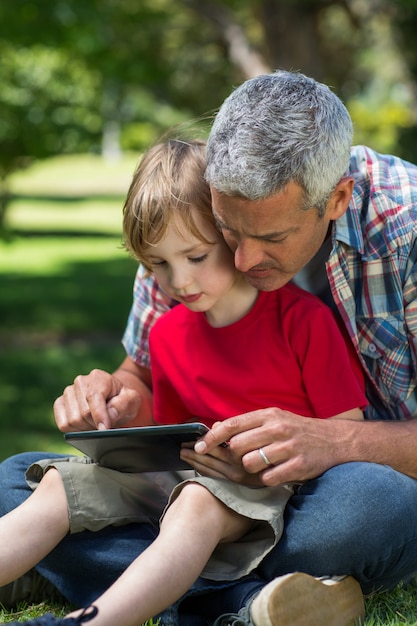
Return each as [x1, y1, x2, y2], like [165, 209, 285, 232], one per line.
[64, 423, 209, 473]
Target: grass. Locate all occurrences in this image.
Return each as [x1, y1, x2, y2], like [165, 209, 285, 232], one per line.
[1, 154, 417, 624]
[1, 153, 139, 459]
[0, 602, 70, 623]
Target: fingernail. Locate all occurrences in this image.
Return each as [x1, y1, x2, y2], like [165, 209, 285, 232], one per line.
[108, 407, 118, 421]
[194, 440, 206, 453]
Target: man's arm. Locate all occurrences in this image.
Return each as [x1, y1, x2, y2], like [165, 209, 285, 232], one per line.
[188, 409, 417, 486]
[340, 417, 417, 478]
[54, 355, 154, 432]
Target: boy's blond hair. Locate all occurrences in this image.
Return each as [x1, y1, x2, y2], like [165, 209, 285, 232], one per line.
[123, 139, 215, 271]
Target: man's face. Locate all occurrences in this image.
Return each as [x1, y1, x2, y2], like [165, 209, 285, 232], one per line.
[211, 182, 336, 291]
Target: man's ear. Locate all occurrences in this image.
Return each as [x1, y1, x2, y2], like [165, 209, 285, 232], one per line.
[327, 177, 354, 220]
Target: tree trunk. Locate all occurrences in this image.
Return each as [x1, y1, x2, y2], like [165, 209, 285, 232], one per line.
[183, 0, 271, 78]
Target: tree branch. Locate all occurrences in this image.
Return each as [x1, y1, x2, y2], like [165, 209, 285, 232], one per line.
[182, 0, 271, 78]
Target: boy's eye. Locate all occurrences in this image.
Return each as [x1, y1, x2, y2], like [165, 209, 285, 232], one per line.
[150, 260, 166, 267]
[189, 254, 208, 264]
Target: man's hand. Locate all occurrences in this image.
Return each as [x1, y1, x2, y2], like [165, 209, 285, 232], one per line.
[53, 357, 154, 432]
[192, 408, 356, 486]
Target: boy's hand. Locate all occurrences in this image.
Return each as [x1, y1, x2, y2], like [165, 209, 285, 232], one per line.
[180, 440, 264, 487]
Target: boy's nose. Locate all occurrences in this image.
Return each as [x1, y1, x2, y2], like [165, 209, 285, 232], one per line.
[170, 268, 192, 291]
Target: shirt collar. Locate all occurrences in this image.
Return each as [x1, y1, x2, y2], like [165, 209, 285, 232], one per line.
[332, 150, 366, 254]
[332, 194, 364, 254]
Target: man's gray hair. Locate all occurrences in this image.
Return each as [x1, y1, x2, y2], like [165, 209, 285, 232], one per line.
[205, 70, 353, 214]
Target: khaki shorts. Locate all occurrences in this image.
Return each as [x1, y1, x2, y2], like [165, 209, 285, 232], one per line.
[166, 476, 293, 579]
[26, 456, 293, 580]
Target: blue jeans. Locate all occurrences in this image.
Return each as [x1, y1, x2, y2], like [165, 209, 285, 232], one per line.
[1, 454, 417, 625]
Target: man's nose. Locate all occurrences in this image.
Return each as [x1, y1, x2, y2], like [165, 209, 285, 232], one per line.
[233, 239, 264, 272]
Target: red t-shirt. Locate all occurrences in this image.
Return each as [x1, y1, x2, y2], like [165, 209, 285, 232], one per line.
[149, 284, 367, 428]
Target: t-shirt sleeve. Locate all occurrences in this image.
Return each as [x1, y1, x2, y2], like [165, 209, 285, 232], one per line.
[294, 304, 368, 418]
[121, 265, 178, 368]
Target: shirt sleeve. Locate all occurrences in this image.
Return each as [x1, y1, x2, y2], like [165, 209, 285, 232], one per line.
[121, 265, 178, 368]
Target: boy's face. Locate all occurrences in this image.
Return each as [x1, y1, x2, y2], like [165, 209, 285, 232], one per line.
[145, 209, 239, 314]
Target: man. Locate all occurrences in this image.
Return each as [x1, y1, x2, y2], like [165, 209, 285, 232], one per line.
[2, 70, 417, 626]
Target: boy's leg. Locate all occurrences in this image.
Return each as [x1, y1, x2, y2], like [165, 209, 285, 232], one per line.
[0, 453, 165, 609]
[67, 482, 253, 626]
[0, 468, 69, 586]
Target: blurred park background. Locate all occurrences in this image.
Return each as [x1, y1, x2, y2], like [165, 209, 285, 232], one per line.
[2, 0, 417, 459]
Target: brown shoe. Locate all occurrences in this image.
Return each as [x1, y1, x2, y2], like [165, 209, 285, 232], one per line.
[250, 573, 365, 626]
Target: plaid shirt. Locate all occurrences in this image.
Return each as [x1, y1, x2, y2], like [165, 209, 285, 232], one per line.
[122, 146, 417, 421]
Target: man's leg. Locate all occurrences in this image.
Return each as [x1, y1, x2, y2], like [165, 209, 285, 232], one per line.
[211, 462, 417, 626]
[259, 462, 417, 593]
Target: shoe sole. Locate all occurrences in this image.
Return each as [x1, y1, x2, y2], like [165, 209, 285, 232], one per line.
[250, 573, 365, 626]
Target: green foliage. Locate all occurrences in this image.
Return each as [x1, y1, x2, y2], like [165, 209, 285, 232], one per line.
[0, 0, 234, 229]
[0, 44, 101, 176]
[2, 0, 417, 197]
[0, 42, 102, 228]
[0, 0, 234, 125]
[349, 99, 414, 154]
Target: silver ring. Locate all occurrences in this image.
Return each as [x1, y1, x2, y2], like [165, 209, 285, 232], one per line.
[258, 447, 272, 467]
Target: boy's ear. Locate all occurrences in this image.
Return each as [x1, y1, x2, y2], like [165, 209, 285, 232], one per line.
[327, 177, 354, 220]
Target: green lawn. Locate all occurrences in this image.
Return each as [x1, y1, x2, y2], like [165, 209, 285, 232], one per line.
[1, 153, 139, 458]
[1, 154, 417, 624]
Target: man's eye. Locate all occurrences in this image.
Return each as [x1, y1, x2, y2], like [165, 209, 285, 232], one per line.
[267, 238, 287, 244]
[189, 254, 208, 264]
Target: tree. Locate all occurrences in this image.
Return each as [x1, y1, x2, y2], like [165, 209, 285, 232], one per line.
[181, 0, 417, 156]
[1, 0, 417, 233]
[0, 44, 100, 228]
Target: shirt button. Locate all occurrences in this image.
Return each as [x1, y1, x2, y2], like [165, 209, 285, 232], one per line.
[369, 344, 377, 353]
